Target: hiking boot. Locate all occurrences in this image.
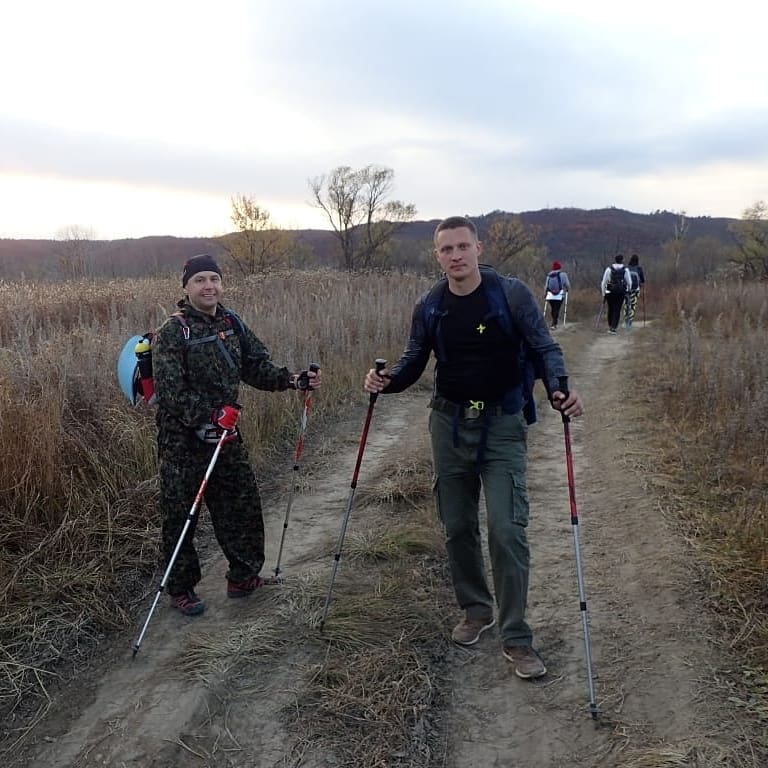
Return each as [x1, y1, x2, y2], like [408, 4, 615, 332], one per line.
[451, 616, 495, 646]
[503, 645, 547, 679]
[227, 575, 264, 598]
[170, 590, 205, 616]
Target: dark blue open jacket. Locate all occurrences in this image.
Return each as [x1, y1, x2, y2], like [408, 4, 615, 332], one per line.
[383, 266, 568, 424]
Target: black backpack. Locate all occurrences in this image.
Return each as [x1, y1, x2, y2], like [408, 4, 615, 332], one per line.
[607, 266, 627, 295]
[629, 269, 640, 292]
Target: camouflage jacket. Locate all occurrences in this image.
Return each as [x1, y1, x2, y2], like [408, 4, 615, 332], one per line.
[153, 301, 292, 440]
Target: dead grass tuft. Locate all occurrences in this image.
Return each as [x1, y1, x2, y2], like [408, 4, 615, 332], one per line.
[344, 525, 444, 564]
[179, 613, 288, 685]
[612, 741, 735, 768]
[357, 452, 435, 508]
[294, 637, 438, 768]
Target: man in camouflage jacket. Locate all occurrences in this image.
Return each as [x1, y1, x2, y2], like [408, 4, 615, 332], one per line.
[153, 254, 321, 616]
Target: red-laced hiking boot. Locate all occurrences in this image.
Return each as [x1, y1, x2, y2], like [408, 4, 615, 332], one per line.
[451, 616, 496, 646]
[170, 590, 205, 616]
[502, 645, 547, 679]
[227, 575, 265, 598]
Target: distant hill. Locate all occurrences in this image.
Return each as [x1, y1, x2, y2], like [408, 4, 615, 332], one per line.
[508, 207, 734, 261]
[0, 208, 736, 279]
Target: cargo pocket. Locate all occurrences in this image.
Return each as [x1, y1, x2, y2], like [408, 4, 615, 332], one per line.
[509, 471, 530, 527]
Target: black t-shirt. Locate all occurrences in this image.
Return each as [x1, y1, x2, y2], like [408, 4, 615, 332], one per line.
[436, 284, 519, 403]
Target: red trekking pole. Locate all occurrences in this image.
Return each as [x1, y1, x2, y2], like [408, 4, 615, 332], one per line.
[319, 358, 386, 631]
[266, 363, 320, 584]
[558, 378, 600, 719]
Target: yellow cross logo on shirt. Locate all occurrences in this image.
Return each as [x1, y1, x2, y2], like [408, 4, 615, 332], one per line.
[476, 323, 486, 334]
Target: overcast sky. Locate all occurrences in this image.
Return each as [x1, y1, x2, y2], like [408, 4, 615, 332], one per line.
[2, 0, 766, 240]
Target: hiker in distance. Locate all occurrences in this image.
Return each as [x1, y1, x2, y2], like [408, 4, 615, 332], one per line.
[364, 216, 584, 680]
[600, 253, 633, 334]
[544, 260, 570, 329]
[153, 254, 322, 616]
[624, 253, 645, 329]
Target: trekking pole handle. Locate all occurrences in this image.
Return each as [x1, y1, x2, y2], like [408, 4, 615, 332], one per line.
[296, 363, 321, 391]
[557, 376, 570, 424]
[371, 358, 387, 404]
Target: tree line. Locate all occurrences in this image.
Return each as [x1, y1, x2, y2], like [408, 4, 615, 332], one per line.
[2, 163, 767, 285]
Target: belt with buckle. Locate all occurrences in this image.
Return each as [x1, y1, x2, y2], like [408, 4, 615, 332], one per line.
[430, 396, 504, 419]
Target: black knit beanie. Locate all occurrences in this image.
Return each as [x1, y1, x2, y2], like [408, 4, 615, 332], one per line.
[182, 254, 222, 287]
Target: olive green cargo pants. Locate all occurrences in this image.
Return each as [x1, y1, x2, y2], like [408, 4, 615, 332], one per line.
[429, 406, 533, 647]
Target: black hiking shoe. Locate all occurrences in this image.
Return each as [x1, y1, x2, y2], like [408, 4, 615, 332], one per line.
[170, 589, 205, 616]
[227, 575, 265, 598]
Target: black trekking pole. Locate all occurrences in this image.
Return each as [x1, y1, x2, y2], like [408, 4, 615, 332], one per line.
[593, 297, 605, 331]
[132, 427, 233, 659]
[266, 363, 320, 585]
[319, 358, 386, 631]
[642, 287, 647, 327]
[557, 378, 600, 719]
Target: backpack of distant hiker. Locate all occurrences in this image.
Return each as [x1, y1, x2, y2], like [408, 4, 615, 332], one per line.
[628, 269, 640, 292]
[546, 271, 562, 294]
[117, 309, 249, 406]
[607, 265, 627, 295]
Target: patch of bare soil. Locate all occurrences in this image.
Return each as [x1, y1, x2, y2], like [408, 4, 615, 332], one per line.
[6, 323, 757, 767]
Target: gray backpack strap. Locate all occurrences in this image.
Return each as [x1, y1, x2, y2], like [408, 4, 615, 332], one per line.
[173, 312, 239, 370]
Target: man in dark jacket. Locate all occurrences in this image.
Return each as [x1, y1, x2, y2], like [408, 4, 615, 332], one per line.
[364, 216, 583, 680]
[153, 254, 321, 616]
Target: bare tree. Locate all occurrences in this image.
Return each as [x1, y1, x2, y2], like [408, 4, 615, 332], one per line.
[482, 216, 535, 268]
[309, 165, 416, 270]
[221, 195, 295, 275]
[729, 201, 768, 279]
[54, 225, 96, 278]
[481, 215, 543, 283]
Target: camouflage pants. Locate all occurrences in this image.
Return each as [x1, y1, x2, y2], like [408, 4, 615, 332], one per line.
[625, 291, 639, 327]
[159, 435, 264, 595]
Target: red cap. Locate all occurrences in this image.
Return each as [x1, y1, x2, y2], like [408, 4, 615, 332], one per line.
[552, 261, 562, 270]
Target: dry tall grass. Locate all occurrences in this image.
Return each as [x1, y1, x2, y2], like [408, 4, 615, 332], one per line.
[632, 280, 768, 737]
[0, 269, 432, 733]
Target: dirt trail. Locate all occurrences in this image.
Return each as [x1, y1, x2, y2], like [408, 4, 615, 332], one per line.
[10, 324, 740, 767]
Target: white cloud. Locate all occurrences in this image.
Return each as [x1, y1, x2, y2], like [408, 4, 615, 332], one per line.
[0, 0, 766, 238]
